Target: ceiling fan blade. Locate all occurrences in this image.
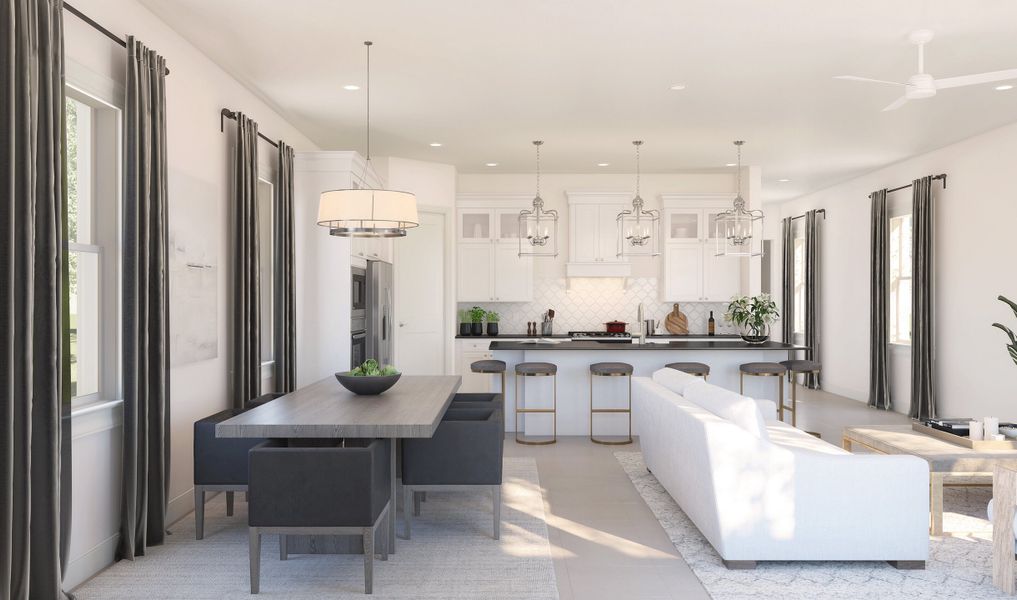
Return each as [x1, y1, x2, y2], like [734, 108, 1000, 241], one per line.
[834, 75, 906, 86]
[882, 96, 909, 111]
[935, 68, 1017, 89]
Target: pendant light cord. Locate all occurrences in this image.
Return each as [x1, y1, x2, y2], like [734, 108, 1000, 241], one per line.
[365, 41, 372, 162]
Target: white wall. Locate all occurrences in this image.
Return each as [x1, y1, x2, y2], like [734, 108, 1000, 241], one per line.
[768, 121, 1017, 418]
[64, 1, 318, 589]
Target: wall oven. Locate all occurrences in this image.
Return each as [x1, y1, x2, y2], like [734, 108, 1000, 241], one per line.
[351, 330, 367, 369]
[351, 266, 367, 315]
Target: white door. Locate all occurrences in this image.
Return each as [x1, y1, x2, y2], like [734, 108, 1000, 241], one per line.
[456, 243, 493, 301]
[493, 243, 532, 302]
[395, 211, 446, 374]
[664, 243, 703, 301]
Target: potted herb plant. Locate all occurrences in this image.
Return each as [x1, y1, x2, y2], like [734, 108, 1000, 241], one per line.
[458, 309, 471, 336]
[992, 295, 1017, 367]
[725, 293, 779, 344]
[486, 311, 500, 336]
[469, 306, 486, 336]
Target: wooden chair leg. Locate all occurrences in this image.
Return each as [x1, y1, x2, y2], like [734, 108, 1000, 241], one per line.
[226, 491, 235, 516]
[249, 528, 261, 594]
[279, 534, 287, 561]
[194, 487, 205, 540]
[381, 506, 389, 561]
[363, 527, 374, 594]
[403, 486, 413, 540]
[413, 490, 421, 516]
[493, 485, 501, 540]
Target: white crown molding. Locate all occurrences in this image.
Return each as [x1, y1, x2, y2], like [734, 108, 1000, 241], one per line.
[660, 192, 737, 208]
[456, 193, 534, 208]
[566, 190, 633, 204]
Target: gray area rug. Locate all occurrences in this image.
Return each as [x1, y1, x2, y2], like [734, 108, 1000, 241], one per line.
[615, 450, 1009, 599]
[74, 457, 558, 599]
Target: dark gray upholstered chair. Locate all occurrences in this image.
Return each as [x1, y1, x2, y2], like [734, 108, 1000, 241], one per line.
[401, 407, 503, 540]
[192, 408, 266, 539]
[778, 359, 822, 426]
[248, 439, 392, 595]
[245, 391, 284, 409]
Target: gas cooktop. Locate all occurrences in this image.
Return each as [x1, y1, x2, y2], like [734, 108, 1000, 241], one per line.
[568, 331, 633, 342]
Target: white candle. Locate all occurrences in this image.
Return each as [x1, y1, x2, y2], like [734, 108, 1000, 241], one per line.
[985, 417, 1000, 438]
[969, 421, 984, 441]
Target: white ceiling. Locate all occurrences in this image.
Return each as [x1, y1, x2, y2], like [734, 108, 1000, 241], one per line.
[140, 0, 1017, 201]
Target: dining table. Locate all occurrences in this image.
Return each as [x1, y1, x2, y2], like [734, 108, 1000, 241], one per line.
[216, 374, 462, 554]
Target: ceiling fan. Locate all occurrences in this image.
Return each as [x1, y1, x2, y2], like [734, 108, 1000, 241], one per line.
[834, 29, 1017, 111]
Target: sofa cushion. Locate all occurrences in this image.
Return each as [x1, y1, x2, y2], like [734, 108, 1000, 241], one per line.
[766, 420, 848, 455]
[652, 367, 706, 397]
[683, 383, 769, 441]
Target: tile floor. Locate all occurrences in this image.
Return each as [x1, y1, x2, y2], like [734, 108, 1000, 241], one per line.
[505, 386, 912, 600]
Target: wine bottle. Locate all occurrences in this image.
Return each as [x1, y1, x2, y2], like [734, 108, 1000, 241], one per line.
[708, 311, 716, 336]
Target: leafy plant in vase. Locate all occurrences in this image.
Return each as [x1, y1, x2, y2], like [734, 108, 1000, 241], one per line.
[469, 306, 486, 336]
[458, 309, 471, 336]
[725, 293, 779, 344]
[992, 295, 1017, 367]
[486, 311, 500, 336]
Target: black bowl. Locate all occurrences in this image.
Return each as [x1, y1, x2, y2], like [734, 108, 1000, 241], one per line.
[334, 372, 401, 395]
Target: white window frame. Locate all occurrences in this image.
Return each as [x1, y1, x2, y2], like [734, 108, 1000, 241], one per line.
[889, 213, 913, 346]
[792, 236, 806, 336]
[66, 85, 122, 410]
[257, 177, 275, 368]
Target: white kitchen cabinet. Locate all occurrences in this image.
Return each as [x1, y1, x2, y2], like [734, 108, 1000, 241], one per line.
[565, 192, 632, 277]
[664, 243, 704, 301]
[352, 236, 393, 263]
[660, 197, 743, 302]
[456, 242, 494, 301]
[493, 244, 533, 302]
[704, 249, 742, 301]
[454, 197, 535, 303]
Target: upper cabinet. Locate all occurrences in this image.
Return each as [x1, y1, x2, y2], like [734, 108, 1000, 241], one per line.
[660, 194, 744, 302]
[565, 192, 632, 278]
[455, 195, 534, 302]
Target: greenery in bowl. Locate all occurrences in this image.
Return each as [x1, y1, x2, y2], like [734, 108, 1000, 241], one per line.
[485, 310, 500, 323]
[992, 295, 1017, 367]
[725, 294, 779, 333]
[469, 306, 486, 324]
[349, 359, 399, 377]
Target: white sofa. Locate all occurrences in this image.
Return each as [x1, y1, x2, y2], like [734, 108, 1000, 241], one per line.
[633, 370, 929, 568]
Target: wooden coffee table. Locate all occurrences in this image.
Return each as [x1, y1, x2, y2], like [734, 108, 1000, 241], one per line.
[843, 425, 1017, 535]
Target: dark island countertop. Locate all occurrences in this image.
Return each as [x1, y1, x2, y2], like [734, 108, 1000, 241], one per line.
[457, 333, 742, 340]
[488, 340, 806, 351]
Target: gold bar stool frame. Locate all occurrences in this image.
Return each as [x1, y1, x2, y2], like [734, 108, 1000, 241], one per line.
[589, 362, 634, 445]
[778, 360, 821, 427]
[470, 359, 506, 397]
[514, 362, 557, 445]
[739, 362, 788, 421]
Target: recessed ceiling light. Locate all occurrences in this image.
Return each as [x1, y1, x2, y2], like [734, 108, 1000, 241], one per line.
[429, 142, 442, 147]
[669, 83, 687, 90]
[995, 84, 1014, 91]
[597, 162, 610, 167]
[725, 163, 737, 167]
[485, 162, 499, 167]
[343, 84, 360, 91]
[777, 178, 791, 183]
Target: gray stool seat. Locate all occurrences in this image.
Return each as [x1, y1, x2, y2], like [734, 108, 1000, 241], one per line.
[590, 362, 633, 376]
[516, 362, 557, 375]
[779, 359, 821, 372]
[665, 362, 710, 376]
[739, 362, 787, 375]
[470, 359, 506, 373]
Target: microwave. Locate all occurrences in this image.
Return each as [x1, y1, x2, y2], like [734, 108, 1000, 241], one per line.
[351, 266, 367, 315]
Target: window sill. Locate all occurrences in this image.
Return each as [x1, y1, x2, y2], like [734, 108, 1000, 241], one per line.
[71, 397, 123, 418]
[889, 343, 912, 352]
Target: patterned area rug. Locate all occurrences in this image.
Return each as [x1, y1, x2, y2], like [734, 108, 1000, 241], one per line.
[616, 451, 1009, 600]
[74, 457, 558, 600]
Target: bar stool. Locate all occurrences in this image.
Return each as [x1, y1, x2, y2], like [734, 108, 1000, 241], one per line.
[665, 362, 710, 379]
[514, 362, 557, 445]
[779, 360, 821, 427]
[739, 362, 787, 421]
[471, 359, 507, 397]
[589, 362, 634, 445]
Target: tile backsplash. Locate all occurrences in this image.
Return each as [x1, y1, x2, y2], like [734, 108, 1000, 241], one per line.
[458, 277, 736, 335]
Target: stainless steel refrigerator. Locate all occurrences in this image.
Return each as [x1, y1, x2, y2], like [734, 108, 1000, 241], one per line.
[366, 260, 394, 365]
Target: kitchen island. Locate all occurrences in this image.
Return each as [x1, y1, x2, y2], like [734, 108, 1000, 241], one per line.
[487, 338, 806, 438]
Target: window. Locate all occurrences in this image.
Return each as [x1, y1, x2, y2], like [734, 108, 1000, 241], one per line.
[257, 178, 274, 364]
[792, 237, 805, 335]
[889, 214, 913, 345]
[65, 89, 120, 406]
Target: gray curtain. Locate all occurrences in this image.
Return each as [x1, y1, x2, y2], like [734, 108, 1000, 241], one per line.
[780, 216, 794, 344]
[274, 142, 296, 392]
[1, 0, 74, 598]
[868, 189, 891, 409]
[232, 114, 260, 408]
[910, 176, 937, 420]
[118, 36, 170, 561]
[803, 210, 821, 388]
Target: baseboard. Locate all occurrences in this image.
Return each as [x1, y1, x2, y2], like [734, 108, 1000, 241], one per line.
[167, 486, 197, 526]
[818, 382, 867, 403]
[65, 532, 119, 591]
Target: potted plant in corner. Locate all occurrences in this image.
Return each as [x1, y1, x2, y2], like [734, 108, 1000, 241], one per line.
[458, 309, 471, 336]
[992, 295, 1017, 367]
[725, 293, 779, 344]
[469, 306, 486, 336]
[486, 311, 500, 336]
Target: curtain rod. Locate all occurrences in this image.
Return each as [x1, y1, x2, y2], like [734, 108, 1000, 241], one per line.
[790, 208, 826, 222]
[220, 109, 280, 148]
[885, 173, 947, 194]
[63, 3, 171, 75]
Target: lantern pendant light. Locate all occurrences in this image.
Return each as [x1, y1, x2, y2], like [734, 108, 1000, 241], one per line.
[616, 140, 660, 257]
[518, 141, 559, 257]
[714, 140, 764, 257]
[317, 41, 419, 238]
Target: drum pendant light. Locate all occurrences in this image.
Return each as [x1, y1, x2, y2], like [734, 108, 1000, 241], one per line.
[317, 41, 418, 238]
